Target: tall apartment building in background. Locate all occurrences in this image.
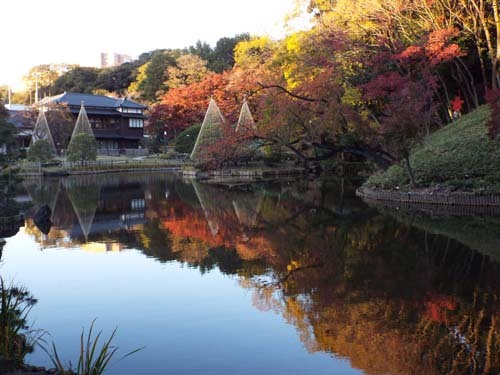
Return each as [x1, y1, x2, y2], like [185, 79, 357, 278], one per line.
[100, 52, 132, 68]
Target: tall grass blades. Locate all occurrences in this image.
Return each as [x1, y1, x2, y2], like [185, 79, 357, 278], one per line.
[42, 319, 142, 375]
[0, 277, 39, 364]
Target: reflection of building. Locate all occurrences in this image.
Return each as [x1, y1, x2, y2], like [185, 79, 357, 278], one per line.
[40, 93, 146, 152]
[22, 177, 147, 248]
[100, 52, 132, 68]
[69, 181, 146, 239]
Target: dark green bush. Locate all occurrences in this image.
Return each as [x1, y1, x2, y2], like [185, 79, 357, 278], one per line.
[174, 124, 201, 154]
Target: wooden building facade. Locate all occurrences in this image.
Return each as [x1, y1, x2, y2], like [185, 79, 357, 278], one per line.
[41, 93, 146, 153]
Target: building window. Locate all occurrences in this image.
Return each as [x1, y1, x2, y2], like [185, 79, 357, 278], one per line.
[131, 199, 145, 210]
[120, 108, 143, 114]
[98, 140, 118, 150]
[90, 118, 103, 129]
[129, 118, 144, 128]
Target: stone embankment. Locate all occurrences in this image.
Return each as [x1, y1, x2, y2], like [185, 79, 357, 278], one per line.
[356, 187, 500, 213]
[182, 165, 305, 182]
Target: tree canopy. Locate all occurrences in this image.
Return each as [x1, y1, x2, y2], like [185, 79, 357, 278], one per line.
[12, 1, 500, 170]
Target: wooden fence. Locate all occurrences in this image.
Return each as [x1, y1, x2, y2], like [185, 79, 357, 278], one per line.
[19, 158, 192, 175]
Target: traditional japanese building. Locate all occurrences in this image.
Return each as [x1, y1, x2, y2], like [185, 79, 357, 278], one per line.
[40, 93, 147, 153]
[5, 104, 32, 149]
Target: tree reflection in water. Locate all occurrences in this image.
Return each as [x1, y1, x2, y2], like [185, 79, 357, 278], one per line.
[19, 174, 500, 374]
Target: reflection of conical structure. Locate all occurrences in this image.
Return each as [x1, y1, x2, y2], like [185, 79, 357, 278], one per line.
[190, 98, 225, 161]
[174, 179, 201, 208]
[29, 108, 57, 157]
[23, 178, 61, 221]
[191, 180, 219, 237]
[63, 176, 100, 240]
[232, 190, 264, 229]
[67, 103, 95, 151]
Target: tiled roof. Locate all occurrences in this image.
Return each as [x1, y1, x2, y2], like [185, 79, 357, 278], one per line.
[7, 110, 28, 129]
[39, 93, 146, 109]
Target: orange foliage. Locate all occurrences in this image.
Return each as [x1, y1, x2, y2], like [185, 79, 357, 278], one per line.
[149, 69, 263, 138]
[423, 293, 457, 323]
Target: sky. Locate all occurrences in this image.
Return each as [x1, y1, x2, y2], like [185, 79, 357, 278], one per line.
[2, 0, 310, 90]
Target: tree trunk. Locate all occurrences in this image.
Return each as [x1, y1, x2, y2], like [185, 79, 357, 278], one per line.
[494, 0, 500, 79]
[476, 42, 489, 92]
[404, 154, 418, 188]
[456, 57, 479, 108]
[470, 0, 497, 87]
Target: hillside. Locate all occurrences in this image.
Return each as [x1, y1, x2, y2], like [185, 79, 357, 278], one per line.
[364, 106, 500, 193]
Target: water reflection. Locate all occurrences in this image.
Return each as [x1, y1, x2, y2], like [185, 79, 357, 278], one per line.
[13, 174, 500, 374]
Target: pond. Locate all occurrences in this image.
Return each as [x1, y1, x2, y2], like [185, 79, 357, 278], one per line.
[1, 173, 499, 375]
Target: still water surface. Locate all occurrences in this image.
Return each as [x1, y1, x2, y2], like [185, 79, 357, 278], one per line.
[1, 173, 499, 374]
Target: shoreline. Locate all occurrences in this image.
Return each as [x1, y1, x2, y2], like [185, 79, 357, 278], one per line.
[17, 164, 306, 181]
[356, 186, 500, 211]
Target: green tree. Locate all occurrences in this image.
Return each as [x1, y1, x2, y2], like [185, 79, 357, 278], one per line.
[52, 67, 99, 94]
[23, 64, 72, 99]
[27, 140, 53, 162]
[95, 62, 137, 95]
[66, 133, 98, 162]
[128, 50, 179, 102]
[188, 40, 213, 63]
[174, 124, 201, 154]
[210, 34, 250, 73]
[0, 105, 17, 164]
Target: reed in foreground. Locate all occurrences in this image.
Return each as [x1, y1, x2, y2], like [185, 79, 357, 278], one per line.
[41, 319, 142, 375]
[0, 276, 40, 365]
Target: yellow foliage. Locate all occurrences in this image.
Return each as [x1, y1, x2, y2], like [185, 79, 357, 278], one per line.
[234, 37, 277, 69]
[287, 260, 302, 271]
[128, 62, 149, 94]
[341, 86, 363, 106]
[319, 0, 382, 39]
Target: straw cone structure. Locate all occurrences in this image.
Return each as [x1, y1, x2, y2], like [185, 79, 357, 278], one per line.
[190, 98, 225, 161]
[29, 108, 57, 157]
[67, 103, 95, 151]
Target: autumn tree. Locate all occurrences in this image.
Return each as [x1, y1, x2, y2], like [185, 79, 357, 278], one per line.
[166, 54, 209, 89]
[19, 103, 74, 153]
[239, 27, 395, 168]
[149, 70, 250, 141]
[360, 28, 462, 184]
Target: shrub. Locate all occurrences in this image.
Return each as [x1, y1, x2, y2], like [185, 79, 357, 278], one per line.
[67, 134, 98, 162]
[27, 140, 53, 162]
[174, 124, 201, 154]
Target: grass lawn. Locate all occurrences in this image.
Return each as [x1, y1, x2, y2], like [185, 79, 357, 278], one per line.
[364, 105, 500, 193]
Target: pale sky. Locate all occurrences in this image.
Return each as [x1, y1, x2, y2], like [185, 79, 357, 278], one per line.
[2, 0, 310, 90]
